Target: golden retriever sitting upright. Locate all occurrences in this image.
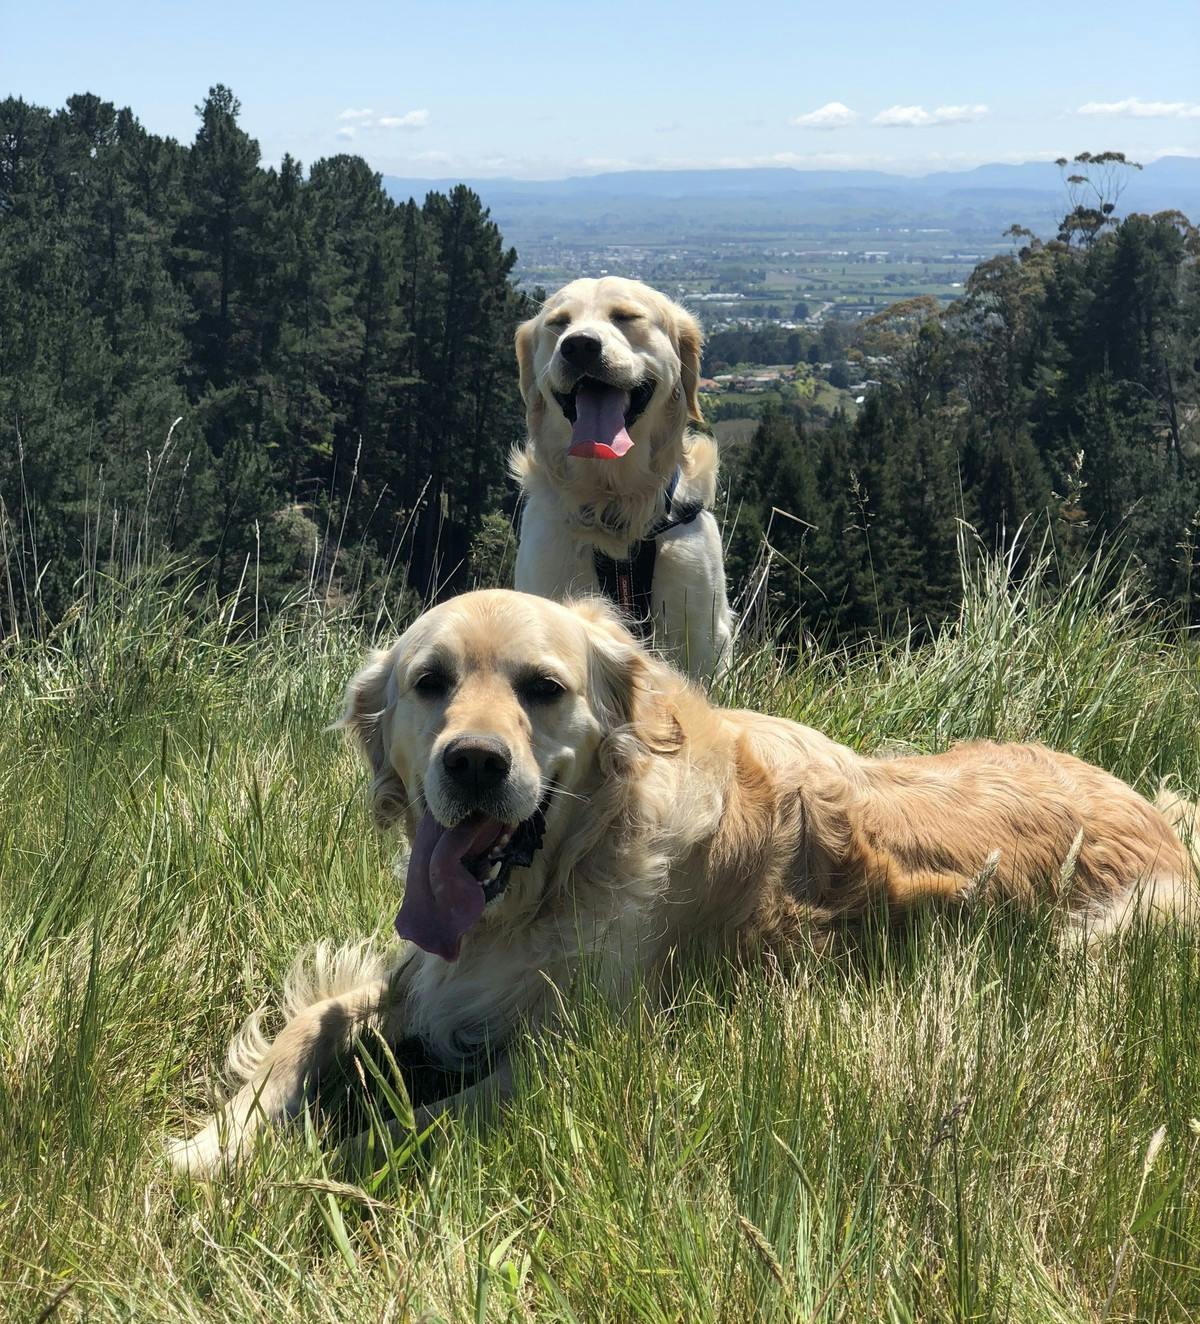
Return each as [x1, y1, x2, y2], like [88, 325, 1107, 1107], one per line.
[168, 590, 1195, 1175]
[511, 277, 733, 679]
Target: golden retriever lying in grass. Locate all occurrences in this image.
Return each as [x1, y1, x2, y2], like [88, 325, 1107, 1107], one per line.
[511, 277, 733, 679]
[168, 590, 1196, 1175]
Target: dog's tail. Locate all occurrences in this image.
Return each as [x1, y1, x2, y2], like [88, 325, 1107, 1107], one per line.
[1155, 778, 1200, 864]
[1075, 780, 1200, 942]
[1138, 778, 1200, 926]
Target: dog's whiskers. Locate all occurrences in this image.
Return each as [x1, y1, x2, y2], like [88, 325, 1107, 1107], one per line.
[397, 788, 428, 821]
[543, 782, 588, 806]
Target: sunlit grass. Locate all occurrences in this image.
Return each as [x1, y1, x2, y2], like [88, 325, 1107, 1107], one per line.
[2, 552, 1199, 1321]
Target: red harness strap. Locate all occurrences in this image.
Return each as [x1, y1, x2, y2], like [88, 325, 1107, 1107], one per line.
[590, 469, 703, 638]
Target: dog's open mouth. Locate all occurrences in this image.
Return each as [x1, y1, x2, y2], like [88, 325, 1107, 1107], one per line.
[555, 377, 655, 460]
[395, 800, 548, 961]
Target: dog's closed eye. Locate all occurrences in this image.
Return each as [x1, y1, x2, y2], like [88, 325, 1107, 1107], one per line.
[516, 673, 567, 704]
[413, 669, 452, 698]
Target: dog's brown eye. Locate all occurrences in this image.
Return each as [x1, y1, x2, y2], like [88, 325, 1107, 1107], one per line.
[413, 671, 450, 698]
[610, 310, 640, 323]
[519, 675, 566, 703]
[545, 315, 570, 330]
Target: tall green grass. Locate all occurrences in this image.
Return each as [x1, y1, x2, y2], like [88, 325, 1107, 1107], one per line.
[2, 551, 1199, 1322]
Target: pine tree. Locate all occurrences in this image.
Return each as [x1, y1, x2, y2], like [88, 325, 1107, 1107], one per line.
[727, 403, 827, 637]
[413, 186, 523, 593]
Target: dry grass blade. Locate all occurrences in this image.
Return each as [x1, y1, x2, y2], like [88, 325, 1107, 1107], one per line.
[737, 1213, 786, 1287]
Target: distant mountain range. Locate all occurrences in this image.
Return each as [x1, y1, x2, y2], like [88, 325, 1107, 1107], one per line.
[383, 158, 1200, 246]
[386, 157, 1200, 200]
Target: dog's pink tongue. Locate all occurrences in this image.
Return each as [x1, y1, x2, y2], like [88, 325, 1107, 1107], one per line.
[567, 382, 633, 459]
[396, 811, 499, 961]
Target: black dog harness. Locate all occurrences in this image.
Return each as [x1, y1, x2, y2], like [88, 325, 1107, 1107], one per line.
[591, 469, 703, 638]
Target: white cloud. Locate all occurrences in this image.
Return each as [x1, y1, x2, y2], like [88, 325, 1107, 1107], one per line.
[1077, 97, 1200, 120]
[873, 103, 990, 128]
[336, 109, 431, 139]
[411, 150, 451, 165]
[932, 103, 990, 124]
[791, 101, 858, 130]
[378, 109, 430, 130]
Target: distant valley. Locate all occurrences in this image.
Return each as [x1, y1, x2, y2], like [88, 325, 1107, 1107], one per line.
[384, 157, 1200, 324]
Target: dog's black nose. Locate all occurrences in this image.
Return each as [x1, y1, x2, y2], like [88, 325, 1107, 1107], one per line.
[442, 735, 512, 795]
[559, 331, 602, 368]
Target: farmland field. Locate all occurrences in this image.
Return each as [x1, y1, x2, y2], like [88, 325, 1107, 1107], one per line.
[511, 226, 1008, 321]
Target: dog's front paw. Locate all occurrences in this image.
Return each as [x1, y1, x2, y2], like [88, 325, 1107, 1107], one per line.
[165, 1122, 224, 1177]
[165, 1109, 254, 1178]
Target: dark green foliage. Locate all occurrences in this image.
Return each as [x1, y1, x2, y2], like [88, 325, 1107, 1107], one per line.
[728, 205, 1200, 639]
[827, 359, 851, 390]
[0, 89, 527, 633]
[702, 324, 810, 373]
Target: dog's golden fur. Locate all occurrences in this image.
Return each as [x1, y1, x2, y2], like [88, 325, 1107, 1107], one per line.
[511, 277, 733, 678]
[168, 591, 1195, 1175]
[510, 277, 713, 555]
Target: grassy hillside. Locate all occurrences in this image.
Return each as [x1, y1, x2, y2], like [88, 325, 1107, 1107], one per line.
[3, 553, 1199, 1322]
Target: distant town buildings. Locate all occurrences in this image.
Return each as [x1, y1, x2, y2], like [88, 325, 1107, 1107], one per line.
[509, 229, 1004, 341]
[704, 365, 803, 393]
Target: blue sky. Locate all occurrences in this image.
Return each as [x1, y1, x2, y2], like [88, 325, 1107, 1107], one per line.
[8, 0, 1199, 177]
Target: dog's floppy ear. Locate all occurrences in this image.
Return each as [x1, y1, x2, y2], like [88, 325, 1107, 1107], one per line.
[579, 604, 643, 734]
[514, 315, 540, 410]
[672, 305, 704, 426]
[336, 646, 407, 830]
[573, 598, 684, 756]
